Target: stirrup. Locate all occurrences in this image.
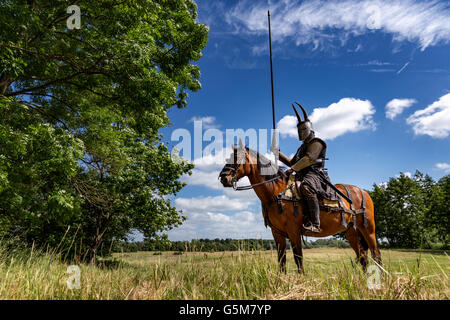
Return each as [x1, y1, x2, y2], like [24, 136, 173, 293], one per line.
[302, 222, 321, 233]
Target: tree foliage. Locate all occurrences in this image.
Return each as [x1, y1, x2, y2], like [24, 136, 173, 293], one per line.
[0, 0, 208, 260]
[370, 171, 449, 249]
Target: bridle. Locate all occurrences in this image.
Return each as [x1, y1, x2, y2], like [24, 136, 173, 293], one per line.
[219, 149, 282, 191]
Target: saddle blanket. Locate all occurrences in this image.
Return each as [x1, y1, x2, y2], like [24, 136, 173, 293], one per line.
[283, 174, 340, 208]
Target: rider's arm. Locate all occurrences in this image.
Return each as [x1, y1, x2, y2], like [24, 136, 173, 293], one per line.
[291, 142, 323, 172]
[278, 151, 292, 167]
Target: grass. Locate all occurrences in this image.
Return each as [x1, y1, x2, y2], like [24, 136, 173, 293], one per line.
[0, 244, 448, 300]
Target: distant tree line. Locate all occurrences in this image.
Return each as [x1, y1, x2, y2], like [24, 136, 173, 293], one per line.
[112, 237, 351, 253]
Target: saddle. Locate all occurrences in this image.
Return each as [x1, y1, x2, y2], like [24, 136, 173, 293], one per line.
[282, 173, 340, 210]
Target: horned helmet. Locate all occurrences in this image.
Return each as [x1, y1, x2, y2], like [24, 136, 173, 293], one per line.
[292, 102, 313, 141]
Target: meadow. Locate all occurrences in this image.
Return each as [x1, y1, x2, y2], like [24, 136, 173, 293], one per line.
[0, 244, 448, 300]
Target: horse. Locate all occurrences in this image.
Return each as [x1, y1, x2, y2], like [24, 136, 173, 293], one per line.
[219, 145, 381, 273]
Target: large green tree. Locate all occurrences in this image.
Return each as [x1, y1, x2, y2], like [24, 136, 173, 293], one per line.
[426, 175, 450, 248]
[370, 171, 447, 248]
[0, 0, 208, 260]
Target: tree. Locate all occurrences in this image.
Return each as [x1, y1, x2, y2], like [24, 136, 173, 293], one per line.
[426, 175, 450, 248]
[370, 171, 442, 248]
[0, 0, 208, 261]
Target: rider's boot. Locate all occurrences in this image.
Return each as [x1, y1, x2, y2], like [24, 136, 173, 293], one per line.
[302, 196, 321, 233]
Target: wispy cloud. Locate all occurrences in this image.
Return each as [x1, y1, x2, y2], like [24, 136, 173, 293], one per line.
[225, 0, 450, 52]
[368, 68, 397, 73]
[435, 162, 450, 174]
[397, 61, 410, 74]
[367, 60, 393, 66]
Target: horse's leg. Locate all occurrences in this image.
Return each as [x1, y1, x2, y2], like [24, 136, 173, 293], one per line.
[346, 187, 382, 267]
[345, 227, 368, 271]
[357, 226, 382, 266]
[272, 230, 286, 273]
[292, 239, 304, 274]
[356, 194, 382, 266]
[286, 227, 304, 273]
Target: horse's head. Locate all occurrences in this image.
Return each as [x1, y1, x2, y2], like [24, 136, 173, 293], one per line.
[218, 144, 255, 188]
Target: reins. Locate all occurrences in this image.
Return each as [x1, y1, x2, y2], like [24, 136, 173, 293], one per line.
[233, 174, 282, 191]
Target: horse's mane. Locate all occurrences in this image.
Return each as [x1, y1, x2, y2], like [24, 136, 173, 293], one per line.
[245, 147, 287, 180]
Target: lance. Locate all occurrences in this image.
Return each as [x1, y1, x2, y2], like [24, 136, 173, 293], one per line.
[268, 10, 279, 157]
[268, 10, 275, 131]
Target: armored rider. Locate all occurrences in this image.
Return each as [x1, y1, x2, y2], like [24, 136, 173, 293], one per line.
[278, 102, 336, 233]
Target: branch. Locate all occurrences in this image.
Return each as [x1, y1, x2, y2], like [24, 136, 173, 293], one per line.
[19, 100, 71, 131]
[0, 43, 85, 62]
[0, 43, 112, 73]
[66, 81, 119, 101]
[19, 92, 78, 114]
[5, 71, 106, 97]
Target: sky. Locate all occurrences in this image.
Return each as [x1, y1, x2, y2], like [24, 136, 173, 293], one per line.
[153, 0, 450, 241]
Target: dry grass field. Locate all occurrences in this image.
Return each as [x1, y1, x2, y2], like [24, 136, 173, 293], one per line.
[0, 245, 448, 300]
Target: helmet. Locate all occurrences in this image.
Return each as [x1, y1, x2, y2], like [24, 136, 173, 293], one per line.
[292, 102, 313, 141]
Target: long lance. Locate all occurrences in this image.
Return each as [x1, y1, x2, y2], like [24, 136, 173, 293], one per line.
[268, 10, 279, 159]
[268, 10, 275, 131]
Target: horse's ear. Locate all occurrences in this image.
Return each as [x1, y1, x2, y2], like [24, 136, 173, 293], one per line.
[231, 144, 237, 151]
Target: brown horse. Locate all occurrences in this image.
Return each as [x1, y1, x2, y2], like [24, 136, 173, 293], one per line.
[219, 146, 381, 273]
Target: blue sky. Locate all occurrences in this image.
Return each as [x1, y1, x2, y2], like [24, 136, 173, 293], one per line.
[155, 0, 450, 241]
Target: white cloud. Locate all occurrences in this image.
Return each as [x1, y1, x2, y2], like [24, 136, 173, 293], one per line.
[406, 93, 450, 138]
[278, 98, 376, 140]
[223, 184, 259, 202]
[189, 116, 220, 129]
[277, 115, 299, 139]
[175, 194, 256, 212]
[377, 182, 388, 188]
[181, 169, 223, 190]
[385, 98, 417, 120]
[192, 147, 233, 171]
[180, 147, 232, 190]
[226, 0, 450, 52]
[396, 171, 412, 178]
[167, 210, 272, 241]
[436, 163, 450, 173]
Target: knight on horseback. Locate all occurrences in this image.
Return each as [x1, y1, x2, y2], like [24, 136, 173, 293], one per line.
[278, 102, 337, 233]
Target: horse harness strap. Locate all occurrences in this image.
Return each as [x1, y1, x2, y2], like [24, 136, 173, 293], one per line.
[262, 197, 287, 236]
[339, 186, 368, 229]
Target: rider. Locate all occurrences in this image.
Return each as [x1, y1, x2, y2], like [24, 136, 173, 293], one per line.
[278, 102, 336, 233]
